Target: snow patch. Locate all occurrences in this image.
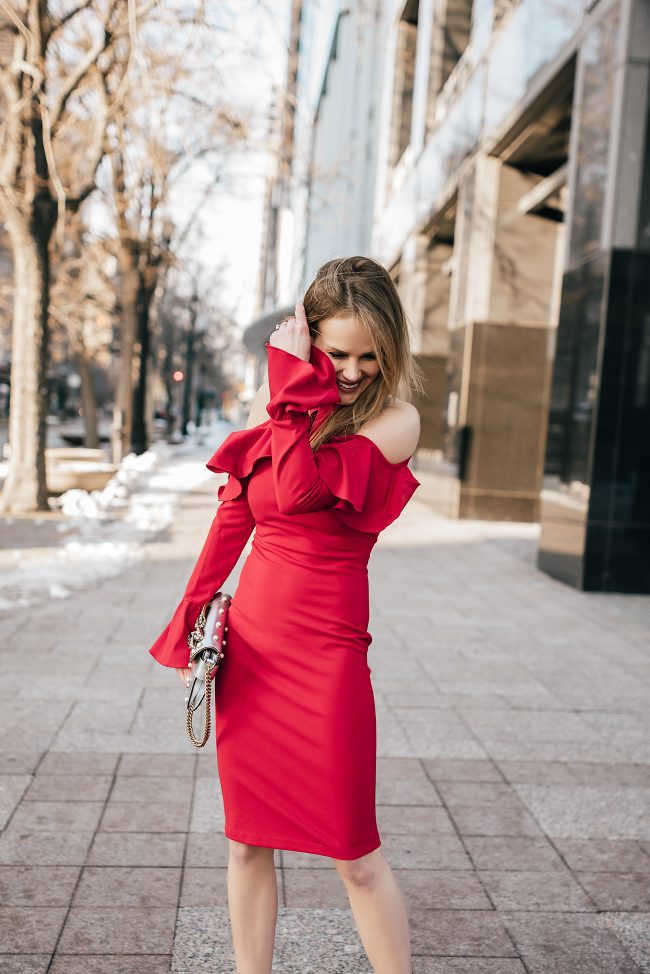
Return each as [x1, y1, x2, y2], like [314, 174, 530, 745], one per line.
[0, 422, 234, 612]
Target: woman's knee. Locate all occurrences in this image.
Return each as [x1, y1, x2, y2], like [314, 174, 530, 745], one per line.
[228, 838, 275, 866]
[333, 849, 383, 887]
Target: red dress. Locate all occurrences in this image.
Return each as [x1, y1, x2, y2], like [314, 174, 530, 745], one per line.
[148, 341, 421, 859]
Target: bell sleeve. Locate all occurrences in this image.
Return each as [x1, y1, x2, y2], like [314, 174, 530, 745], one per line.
[264, 341, 341, 514]
[264, 341, 421, 531]
[147, 482, 256, 669]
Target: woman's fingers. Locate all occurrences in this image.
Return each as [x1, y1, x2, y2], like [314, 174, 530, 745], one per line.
[176, 666, 193, 687]
[294, 300, 309, 329]
[269, 301, 311, 360]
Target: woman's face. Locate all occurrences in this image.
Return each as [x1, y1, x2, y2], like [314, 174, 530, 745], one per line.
[312, 316, 381, 403]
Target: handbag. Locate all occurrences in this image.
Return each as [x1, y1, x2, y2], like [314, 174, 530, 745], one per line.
[185, 591, 232, 747]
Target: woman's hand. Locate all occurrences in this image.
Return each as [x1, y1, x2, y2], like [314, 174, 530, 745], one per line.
[268, 300, 311, 362]
[176, 665, 194, 688]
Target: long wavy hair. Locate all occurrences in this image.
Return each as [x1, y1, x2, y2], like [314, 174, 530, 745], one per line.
[285, 256, 425, 451]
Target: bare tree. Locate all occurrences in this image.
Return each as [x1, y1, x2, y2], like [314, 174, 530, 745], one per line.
[0, 0, 134, 512]
[155, 261, 240, 438]
[1, 0, 272, 506]
[99, 15, 248, 459]
[50, 220, 116, 448]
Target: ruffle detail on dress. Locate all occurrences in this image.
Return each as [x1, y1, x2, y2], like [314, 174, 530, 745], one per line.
[265, 341, 341, 421]
[206, 423, 273, 501]
[206, 340, 420, 531]
[316, 436, 421, 534]
[207, 421, 420, 534]
[207, 341, 341, 502]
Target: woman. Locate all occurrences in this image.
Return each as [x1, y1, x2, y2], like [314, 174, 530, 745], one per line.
[148, 256, 424, 974]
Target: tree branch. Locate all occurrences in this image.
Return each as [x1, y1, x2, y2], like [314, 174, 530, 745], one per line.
[46, 0, 94, 41]
[49, 0, 120, 132]
[66, 66, 111, 212]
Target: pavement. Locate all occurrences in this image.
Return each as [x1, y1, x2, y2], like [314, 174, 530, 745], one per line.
[0, 464, 649, 974]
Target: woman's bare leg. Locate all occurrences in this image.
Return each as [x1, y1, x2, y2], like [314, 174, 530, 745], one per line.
[334, 848, 412, 974]
[227, 839, 279, 974]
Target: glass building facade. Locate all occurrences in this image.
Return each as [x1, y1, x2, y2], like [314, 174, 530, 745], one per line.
[538, 0, 650, 591]
[369, 0, 650, 593]
[270, 0, 650, 593]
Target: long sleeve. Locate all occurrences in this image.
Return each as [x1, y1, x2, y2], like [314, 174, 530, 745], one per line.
[147, 484, 256, 668]
[263, 340, 421, 531]
[264, 341, 342, 515]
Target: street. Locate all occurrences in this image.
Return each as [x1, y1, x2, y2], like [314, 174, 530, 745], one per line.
[0, 450, 649, 973]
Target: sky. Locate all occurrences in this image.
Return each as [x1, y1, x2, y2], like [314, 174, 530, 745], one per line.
[190, 0, 292, 332]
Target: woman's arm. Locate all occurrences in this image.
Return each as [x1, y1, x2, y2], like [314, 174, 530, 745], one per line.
[265, 342, 341, 515]
[148, 478, 256, 669]
[265, 342, 419, 516]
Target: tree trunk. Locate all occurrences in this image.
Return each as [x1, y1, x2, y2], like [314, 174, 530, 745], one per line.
[111, 260, 139, 463]
[0, 227, 50, 513]
[76, 347, 99, 449]
[131, 272, 153, 455]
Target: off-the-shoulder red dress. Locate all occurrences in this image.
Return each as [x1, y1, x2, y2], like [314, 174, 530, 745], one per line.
[148, 341, 421, 859]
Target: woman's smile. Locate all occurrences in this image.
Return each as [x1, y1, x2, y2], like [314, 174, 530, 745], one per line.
[336, 376, 364, 394]
[312, 313, 382, 400]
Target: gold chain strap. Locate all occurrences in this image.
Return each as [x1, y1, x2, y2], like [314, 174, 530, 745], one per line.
[186, 660, 215, 747]
[185, 592, 231, 749]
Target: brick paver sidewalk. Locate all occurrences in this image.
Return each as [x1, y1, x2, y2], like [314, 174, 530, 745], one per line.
[1, 470, 649, 973]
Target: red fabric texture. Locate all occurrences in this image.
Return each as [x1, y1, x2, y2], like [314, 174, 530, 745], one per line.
[206, 341, 421, 531]
[147, 487, 255, 669]
[147, 339, 421, 858]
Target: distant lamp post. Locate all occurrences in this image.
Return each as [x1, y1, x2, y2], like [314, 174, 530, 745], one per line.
[166, 369, 185, 443]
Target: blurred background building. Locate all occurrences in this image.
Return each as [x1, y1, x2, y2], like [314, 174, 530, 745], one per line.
[251, 0, 650, 594]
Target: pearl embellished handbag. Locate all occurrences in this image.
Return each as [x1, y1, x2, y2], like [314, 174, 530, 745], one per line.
[185, 591, 232, 747]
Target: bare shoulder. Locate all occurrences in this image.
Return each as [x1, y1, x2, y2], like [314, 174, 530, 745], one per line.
[356, 399, 420, 464]
[245, 380, 270, 429]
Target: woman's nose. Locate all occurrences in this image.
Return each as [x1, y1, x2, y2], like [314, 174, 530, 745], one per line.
[341, 366, 363, 382]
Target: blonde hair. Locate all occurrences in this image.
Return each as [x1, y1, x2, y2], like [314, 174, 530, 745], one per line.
[297, 256, 425, 451]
